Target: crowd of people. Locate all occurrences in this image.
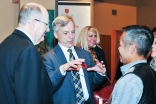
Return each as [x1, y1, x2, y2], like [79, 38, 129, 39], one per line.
[0, 2, 155, 104]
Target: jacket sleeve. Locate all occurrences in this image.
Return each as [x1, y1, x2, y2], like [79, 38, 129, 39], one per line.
[85, 51, 106, 86]
[42, 51, 65, 93]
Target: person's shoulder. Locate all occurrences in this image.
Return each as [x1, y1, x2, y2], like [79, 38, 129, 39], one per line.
[94, 45, 103, 51]
[122, 73, 142, 84]
[42, 44, 57, 57]
[115, 73, 142, 92]
[94, 45, 105, 53]
[42, 48, 54, 57]
[96, 45, 102, 49]
[75, 46, 86, 51]
[74, 46, 90, 54]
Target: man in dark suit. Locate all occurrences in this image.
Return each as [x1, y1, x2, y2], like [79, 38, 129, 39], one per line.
[42, 15, 106, 104]
[109, 25, 156, 104]
[0, 3, 53, 104]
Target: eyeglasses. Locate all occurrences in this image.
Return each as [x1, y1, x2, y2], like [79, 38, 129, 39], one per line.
[34, 19, 50, 28]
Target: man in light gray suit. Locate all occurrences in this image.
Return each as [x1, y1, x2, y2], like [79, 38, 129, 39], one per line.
[42, 15, 106, 104]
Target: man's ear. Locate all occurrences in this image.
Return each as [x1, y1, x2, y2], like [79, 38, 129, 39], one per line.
[29, 20, 35, 29]
[130, 44, 136, 54]
[54, 32, 58, 39]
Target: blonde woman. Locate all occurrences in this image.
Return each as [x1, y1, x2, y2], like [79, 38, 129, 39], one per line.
[77, 26, 109, 90]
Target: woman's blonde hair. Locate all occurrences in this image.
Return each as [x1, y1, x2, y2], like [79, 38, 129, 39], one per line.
[76, 26, 100, 51]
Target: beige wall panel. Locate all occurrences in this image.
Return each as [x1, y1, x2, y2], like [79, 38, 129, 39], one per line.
[94, 3, 136, 35]
[0, 0, 18, 43]
[20, 0, 55, 9]
[0, 0, 55, 43]
[12, 0, 19, 3]
[59, 0, 90, 1]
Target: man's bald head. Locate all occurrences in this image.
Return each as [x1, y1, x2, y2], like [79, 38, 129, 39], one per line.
[17, 2, 50, 45]
[18, 2, 47, 26]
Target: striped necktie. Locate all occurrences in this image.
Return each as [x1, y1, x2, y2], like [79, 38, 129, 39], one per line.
[68, 49, 85, 104]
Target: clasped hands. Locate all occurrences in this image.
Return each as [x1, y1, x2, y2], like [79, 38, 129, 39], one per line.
[60, 58, 106, 74]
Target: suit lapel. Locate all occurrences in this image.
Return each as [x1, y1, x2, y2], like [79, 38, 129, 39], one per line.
[54, 45, 91, 90]
[54, 44, 67, 65]
[54, 44, 74, 86]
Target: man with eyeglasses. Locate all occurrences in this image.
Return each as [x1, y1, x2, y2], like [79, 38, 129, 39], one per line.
[0, 2, 53, 104]
[42, 15, 106, 104]
[34, 19, 50, 29]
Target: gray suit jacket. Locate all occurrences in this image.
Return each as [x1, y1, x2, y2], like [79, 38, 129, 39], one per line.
[42, 44, 106, 104]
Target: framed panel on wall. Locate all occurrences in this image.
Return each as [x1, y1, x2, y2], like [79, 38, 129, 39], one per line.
[36, 10, 55, 55]
[58, 1, 91, 44]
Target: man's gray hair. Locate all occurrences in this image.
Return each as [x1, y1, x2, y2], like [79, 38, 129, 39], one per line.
[52, 15, 75, 32]
[18, 4, 42, 25]
[122, 25, 154, 57]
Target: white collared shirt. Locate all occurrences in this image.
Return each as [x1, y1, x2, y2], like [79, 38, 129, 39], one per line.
[58, 43, 89, 100]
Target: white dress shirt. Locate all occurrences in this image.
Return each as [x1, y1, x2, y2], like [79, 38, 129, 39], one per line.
[58, 43, 89, 100]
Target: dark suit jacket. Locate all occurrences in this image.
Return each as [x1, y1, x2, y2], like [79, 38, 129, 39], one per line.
[42, 44, 106, 104]
[0, 29, 53, 104]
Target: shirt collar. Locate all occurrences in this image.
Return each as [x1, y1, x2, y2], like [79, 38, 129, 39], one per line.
[16, 28, 34, 44]
[121, 60, 147, 75]
[58, 43, 74, 53]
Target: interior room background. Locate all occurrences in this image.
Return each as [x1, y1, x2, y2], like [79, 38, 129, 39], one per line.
[1, 0, 156, 81]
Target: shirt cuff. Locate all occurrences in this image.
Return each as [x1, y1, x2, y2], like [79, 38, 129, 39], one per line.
[97, 72, 106, 76]
[60, 67, 66, 75]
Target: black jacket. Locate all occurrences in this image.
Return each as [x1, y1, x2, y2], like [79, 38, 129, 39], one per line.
[0, 29, 53, 104]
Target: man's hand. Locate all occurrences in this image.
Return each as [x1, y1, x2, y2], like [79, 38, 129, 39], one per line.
[87, 59, 106, 74]
[60, 59, 85, 73]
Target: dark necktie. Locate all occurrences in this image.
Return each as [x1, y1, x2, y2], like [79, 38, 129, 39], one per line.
[67, 49, 85, 104]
